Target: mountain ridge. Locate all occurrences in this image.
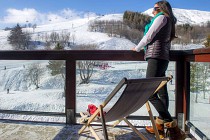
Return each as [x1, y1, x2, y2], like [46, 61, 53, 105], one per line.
[0, 8, 207, 51]
[143, 8, 210, 25]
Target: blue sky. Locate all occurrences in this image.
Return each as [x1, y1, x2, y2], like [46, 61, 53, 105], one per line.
[0, 0, 210, 29]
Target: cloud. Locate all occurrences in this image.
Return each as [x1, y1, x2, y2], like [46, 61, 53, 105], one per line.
[60, 8, 82, 19]
[84, 12, 97, 18]
[0, 8, 95, 28]
[3, 8, 38, 24]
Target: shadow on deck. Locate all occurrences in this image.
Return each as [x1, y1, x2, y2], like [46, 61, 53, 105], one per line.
[0, 120, 156, 140]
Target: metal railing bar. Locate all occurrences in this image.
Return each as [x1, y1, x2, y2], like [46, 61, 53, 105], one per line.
[186, 121, 209, 140]
[0, 110, 65, 117]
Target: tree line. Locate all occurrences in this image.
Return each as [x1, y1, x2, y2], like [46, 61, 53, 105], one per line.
[7, 24, 76, 50]
[5, 12, 210, 87]
[88, 11, 151, 44]
[89, 11, 210, 47]
[123, 11, 210, 46]
[190, 62, 210, 103]
[7, 13, 210, 50]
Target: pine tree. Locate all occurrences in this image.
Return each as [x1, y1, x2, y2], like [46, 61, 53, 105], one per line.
[190, 63, 210, 102]
[200, 63, 209, 99]
[47, 60, 65, 76]
[46, 43, 66, 97]
[7, 24, 31, 50]
[190, 63, 197, 93]
[190, 63, 201, 103]
[54, 42, 64, 50]
[123, 11, 151, 31]
[204, 34, 210, 47]
[47, 43, 65, 77]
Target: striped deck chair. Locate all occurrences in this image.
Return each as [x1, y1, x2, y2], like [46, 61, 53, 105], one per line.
[78, 77, 172, 140]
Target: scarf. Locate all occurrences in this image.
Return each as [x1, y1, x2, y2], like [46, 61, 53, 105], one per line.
[143, 12, 164, 51]
[144, 12, 164, 35]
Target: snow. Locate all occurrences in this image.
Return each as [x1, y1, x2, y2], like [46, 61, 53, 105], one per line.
[1, 8, 209, 50]
[0, 9, 209, 139]
[144, 8, 210, 25]
[96, 14, 123, 21]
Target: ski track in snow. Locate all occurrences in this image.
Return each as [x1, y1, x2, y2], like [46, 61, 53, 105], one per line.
[0, 11, 209, 137]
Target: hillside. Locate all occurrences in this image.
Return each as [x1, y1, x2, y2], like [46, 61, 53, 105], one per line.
[1, 8, 209, 50]
[0, 15, 134, 51]
[0, 9, 210, 137]
[144, 8, 210, 25]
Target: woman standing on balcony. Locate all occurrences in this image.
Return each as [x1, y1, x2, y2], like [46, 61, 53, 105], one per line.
[132, 1, 185, 139]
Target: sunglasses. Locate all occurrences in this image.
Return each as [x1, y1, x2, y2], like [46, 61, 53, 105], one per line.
[153, 7, 160, 11]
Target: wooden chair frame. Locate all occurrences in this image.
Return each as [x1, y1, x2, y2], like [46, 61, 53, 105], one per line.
[78, 77, 171, 140]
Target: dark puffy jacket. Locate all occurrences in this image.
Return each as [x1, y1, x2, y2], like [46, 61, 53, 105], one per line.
[145, 17, 172, 61]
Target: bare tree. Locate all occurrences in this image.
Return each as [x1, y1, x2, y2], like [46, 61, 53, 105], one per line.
[50, 32, 60, 43]
[26, 63, 44, 89]
[43, 33, 52, 49]
[59, 30, 71, 47]
[78, 61, 94, 84]
[75, 44, 97, 84]
[71, 34, 76, 46]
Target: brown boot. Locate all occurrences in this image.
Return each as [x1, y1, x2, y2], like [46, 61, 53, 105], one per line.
[165, 120, 186, 140]
[146, 117, 165, 138]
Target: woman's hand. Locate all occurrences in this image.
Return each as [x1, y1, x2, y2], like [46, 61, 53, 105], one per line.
[131, 47, 136, 51]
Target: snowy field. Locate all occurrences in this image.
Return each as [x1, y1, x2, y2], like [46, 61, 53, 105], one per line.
[0, 9, 209, 139]
[0, 60, 209, 138]
[0, 61, 174, 117]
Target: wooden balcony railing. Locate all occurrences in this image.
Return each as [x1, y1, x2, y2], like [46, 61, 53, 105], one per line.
[0, 47, 210, 139]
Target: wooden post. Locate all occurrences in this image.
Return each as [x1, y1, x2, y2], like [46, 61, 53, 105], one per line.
[66, 109, 75, 124]
[99, 105, 108, 140]
[66, 60, 76, 124]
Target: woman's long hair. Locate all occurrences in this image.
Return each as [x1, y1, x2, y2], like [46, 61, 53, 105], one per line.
[156, 1, 177, 41]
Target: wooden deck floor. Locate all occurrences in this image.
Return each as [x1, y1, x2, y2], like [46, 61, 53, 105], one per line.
[0, 120, 157, 140]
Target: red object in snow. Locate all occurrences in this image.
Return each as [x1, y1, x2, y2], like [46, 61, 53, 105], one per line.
[87, 104, 98, 115]
[87, 104, 106, 117]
